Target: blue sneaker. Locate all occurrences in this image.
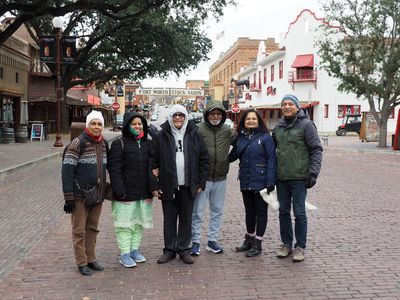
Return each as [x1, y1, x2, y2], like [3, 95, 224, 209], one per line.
[119, 253, 136, 268]
[190, 242, 200, 256]
[130, 249, 146, 263]
[206, 241, 224, 254]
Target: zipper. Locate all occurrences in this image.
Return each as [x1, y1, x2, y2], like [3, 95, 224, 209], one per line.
[212, 128, 217, 180]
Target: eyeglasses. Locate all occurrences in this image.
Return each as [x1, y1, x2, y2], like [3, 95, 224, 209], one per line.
[172, 113, 185, 118]
[90, 122, 103, 126]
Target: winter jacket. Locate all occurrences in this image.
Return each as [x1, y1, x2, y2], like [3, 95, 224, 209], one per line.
[150, 118, 209, 200]
[229, 129, 277, 191]
[108, 111, 154, 201]
[272, 109, 323, 181]
[197, 101, 235, 181]
[62, 131, 108, 201]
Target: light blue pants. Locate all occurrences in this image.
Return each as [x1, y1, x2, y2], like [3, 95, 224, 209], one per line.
[191, 180, 227, 244]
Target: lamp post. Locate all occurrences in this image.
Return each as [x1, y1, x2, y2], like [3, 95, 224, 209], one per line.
[52, 16, 64, 147]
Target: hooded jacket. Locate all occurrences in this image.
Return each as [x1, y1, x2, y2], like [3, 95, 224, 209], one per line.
[197, 101, 235, 181]
[108, 111, 155, 201]
[272, 109, 323, 181]
[150, 105, 209, 200]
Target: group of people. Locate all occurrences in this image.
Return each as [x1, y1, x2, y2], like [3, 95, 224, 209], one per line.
[61, 93, 323, 276]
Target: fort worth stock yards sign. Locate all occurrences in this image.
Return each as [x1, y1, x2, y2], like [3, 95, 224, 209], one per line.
[137, 88, 204, 96]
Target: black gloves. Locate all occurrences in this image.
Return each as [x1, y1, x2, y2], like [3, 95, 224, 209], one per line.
[266, 185, 275, 194]
[64, 200, 75, 214]
[306, 176, 317, 189]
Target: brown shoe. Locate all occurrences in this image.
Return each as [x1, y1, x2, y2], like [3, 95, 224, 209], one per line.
[292, 247, 305, 262]
[157, 253, 176, 264]
[276, 244, 292, 258]
[179, 253, 194, 264]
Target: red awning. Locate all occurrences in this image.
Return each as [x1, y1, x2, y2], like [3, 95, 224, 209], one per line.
[291, 54, 314, 68]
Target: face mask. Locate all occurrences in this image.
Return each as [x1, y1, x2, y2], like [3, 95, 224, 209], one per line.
[209, 120, 221, 126]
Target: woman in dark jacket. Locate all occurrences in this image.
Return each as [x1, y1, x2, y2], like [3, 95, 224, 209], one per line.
[150, 104, 208, 265]
[229, 109, 277, 257]
[108, 111, 155, 268]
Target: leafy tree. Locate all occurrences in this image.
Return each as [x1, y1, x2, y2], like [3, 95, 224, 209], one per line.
[318, 0, 400, 147]
[1, 0, 234, 130]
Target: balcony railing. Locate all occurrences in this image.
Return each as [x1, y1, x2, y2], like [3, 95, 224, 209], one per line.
[288, 70, 317, 83]
[29, 60, 52, 77]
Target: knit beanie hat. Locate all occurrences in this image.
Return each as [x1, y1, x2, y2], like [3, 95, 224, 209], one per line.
[86, 110, 104, 128]
[281, 94, 300, 109]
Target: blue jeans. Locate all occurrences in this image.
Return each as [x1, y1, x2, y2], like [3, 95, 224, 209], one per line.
[191, 180, 227, 243]
[276, 180, 308, 249]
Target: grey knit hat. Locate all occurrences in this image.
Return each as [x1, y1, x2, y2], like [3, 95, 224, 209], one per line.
[281, 94, 300, 109]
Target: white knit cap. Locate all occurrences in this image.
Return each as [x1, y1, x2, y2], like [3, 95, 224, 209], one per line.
[86, 110, 104, 128]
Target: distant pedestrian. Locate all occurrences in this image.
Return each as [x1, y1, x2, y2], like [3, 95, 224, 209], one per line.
[108, 112, 155, 268]
[62, 110, 108, 276]
[273, 94, 323, 262]
[229, 109, 277, 257]
[191, 101, 235, 256]
[150, 104, 208, 264]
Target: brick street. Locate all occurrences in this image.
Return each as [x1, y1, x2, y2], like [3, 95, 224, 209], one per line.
[0, 142, 399, 299]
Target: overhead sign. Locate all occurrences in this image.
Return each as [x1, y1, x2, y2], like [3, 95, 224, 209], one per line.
[61, 36, 77, 64]
[137, 88, 204, 96]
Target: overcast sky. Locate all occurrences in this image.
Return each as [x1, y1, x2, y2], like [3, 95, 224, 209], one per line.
[142, 0, 324, 88]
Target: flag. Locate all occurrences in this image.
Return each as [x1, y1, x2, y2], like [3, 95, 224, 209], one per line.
[216, 30, 225, 40]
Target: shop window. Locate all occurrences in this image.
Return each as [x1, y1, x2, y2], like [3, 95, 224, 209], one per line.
[338, 105, 361, 118]
[324, 104, 329, 118]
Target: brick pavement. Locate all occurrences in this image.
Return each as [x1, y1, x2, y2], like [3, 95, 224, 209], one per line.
[0, 145, 399, 299]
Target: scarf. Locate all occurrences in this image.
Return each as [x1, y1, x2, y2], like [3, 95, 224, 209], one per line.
[129, 126, 145, 141]
[84, 128, 103, 143]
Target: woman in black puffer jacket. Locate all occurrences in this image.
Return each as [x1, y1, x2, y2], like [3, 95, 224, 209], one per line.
[108, 111, 156, 268]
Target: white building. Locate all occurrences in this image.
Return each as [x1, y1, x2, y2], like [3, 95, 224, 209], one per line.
[235, 9, 399, 133]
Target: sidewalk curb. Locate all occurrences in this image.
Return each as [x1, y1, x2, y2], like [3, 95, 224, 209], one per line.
[324, 147, 400, 155]
[0, 151, 62, 179]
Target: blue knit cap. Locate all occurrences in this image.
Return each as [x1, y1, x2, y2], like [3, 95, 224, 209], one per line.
[281, 94, 300, 109]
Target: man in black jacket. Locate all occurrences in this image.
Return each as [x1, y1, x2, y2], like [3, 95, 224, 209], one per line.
[151, 104, 208, 264]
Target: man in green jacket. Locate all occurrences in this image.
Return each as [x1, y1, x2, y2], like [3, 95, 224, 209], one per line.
[191, 101, 235, 255]
[273, 94, 323, 262]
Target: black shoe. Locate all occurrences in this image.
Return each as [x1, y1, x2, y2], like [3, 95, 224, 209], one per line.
[246, 238, 262, 257]
[157, 253, 176, 264]
[78, 265, 92, 276]
[88, 261, 104, 271]
[236, 234, 253, 252]
[179, 253, 194, 264]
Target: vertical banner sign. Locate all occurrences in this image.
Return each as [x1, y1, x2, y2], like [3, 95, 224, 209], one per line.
[61, 36, 77, 64]
[39, 36, 56, 63]
[116, 83, 125, 115]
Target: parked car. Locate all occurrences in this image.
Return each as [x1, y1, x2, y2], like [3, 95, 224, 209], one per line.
[151, 114, 158, 121]
[116, 114, 124, 129]
[336, 114, 362, 136]
[191, 112, 203, 123]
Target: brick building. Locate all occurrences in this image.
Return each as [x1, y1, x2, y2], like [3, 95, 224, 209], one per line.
[209, 37, 278, 102]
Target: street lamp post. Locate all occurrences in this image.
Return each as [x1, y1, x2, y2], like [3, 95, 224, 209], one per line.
[52, 17, 64, 147]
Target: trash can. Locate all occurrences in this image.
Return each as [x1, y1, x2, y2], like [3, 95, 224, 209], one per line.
[70, 122, 86, 141]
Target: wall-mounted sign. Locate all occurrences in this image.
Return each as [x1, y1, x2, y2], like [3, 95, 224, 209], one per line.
[266, 86, 276, 96]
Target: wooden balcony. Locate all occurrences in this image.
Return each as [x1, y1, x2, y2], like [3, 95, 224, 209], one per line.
[29, 60, 52, 77]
